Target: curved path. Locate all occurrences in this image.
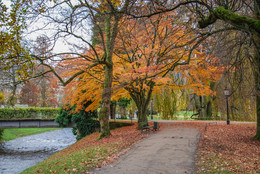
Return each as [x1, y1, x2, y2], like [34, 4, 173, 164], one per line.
[91, 127, 201, 174]
[0, 128, 76, 174]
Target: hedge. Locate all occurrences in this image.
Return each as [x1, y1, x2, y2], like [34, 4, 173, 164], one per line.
[0, 129, 4, 141]
[0, 107, 60, 119]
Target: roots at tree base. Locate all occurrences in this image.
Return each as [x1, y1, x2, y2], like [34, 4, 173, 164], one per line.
[253, 132, 260, 140]
[98, 130, 111, 140]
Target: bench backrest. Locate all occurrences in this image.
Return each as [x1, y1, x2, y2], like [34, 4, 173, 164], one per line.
[153, 122, 158, 130]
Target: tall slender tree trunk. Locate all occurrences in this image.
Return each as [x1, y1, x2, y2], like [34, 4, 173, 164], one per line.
[10, 66, 17, 107]
[110, 101, 116, 119]
[254, 1, 260, 140]
[99, 65, 113, 139]
[254, 34, 260, 140]
[41, 77, 47, 107]
[119, 105, 126, 119]
[199, 96, 207, 119]
[98, 13, 120, 139]
[255, 80, 260, 139]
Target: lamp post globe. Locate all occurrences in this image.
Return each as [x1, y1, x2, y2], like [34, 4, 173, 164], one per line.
[224, 88, 230, 96]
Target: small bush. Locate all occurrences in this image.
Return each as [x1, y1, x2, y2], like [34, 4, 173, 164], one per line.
[0, 129, 4, 141]
[109, 122, 133, 130]
[72, 116, 100, 140]
[55, 108, 72, 127]
[55, 102, 99, 140]
[0, 107, 60, 119]
[56, 103, 134, 141]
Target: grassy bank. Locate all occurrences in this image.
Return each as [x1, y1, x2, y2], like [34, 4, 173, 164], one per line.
[1, 128, 60, 142]
[22, 123, 149, 174]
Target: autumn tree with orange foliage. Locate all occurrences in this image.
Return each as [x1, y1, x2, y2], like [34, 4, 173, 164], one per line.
[179, 53, 224, 119]
[61, 10, 223, 129]
[24, 0, 224, 138]
[113, 12, 223, 127]
[28, 0, 147, 139]
[20, 70, 60, 107]
[132, 0, 260, 139]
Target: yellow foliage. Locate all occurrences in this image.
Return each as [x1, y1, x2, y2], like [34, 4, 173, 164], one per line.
[0, 92, 4, 102]
[60, 11, 225, 113]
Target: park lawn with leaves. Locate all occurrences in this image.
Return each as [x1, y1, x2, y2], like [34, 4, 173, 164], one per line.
[20, 122, 259, 174]
[1, 128, 61, 142]
[196, 123, 259, 174]
[158, 122, 259, 173]
[22, 123, 149, 174]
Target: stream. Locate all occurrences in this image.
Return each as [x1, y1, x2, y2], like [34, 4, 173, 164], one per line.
[0, 128, 76, 174]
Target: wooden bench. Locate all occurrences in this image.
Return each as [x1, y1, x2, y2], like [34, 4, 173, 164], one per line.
[204, 122, 217, 131]
[140, 122, 159, 133]
[190, 113, 199, 120]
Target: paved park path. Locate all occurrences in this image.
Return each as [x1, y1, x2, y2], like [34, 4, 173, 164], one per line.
[91, 126, 201, 174]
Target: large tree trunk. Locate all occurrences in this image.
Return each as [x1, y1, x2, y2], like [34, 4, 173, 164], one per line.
[137, 102, 148, 129]
[127, 81, 155, 129]
[99, 65, 113, 139]
[98, 12, 121, 139]
[98, 14, 114, 139]
[199, 96, 207, 119]
[194, 95, 212, 120]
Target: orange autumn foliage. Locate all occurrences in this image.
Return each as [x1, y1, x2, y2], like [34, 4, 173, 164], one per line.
[58, 11, 224, 113]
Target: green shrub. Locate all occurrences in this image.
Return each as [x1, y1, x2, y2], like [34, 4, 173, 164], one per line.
[55, 108, 73, 127]
[0, 129, 4, 141]
[109, 122, 133, 129]
[0, 107, 60, 119]
[72, 116, 100, 140]
[55, 102, 99, 140]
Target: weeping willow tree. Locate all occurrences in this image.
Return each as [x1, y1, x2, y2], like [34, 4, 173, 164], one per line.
[126, 99, 137, 119]
[215, 50, 256, 122]
[154, 87, 177, 120]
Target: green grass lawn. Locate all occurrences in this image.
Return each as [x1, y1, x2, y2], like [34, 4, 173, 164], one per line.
[147, 111, 195, 120]
[1, 128, 61, 142]
[115, 111, 196, 121]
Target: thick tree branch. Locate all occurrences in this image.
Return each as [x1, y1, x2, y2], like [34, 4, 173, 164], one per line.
[199, 6, 260, 33]
[125, 0, 212, 18]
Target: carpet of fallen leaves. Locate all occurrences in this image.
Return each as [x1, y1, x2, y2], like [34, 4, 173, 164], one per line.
[159, 122, 259, 173]
[22, 123, 150, 174]
[195, 123, 259, 174]
[22, 121, 259, 174]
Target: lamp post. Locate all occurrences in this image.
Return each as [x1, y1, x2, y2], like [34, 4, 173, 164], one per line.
[150, 99, 153, 120]
[224, 88, 230, 125]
